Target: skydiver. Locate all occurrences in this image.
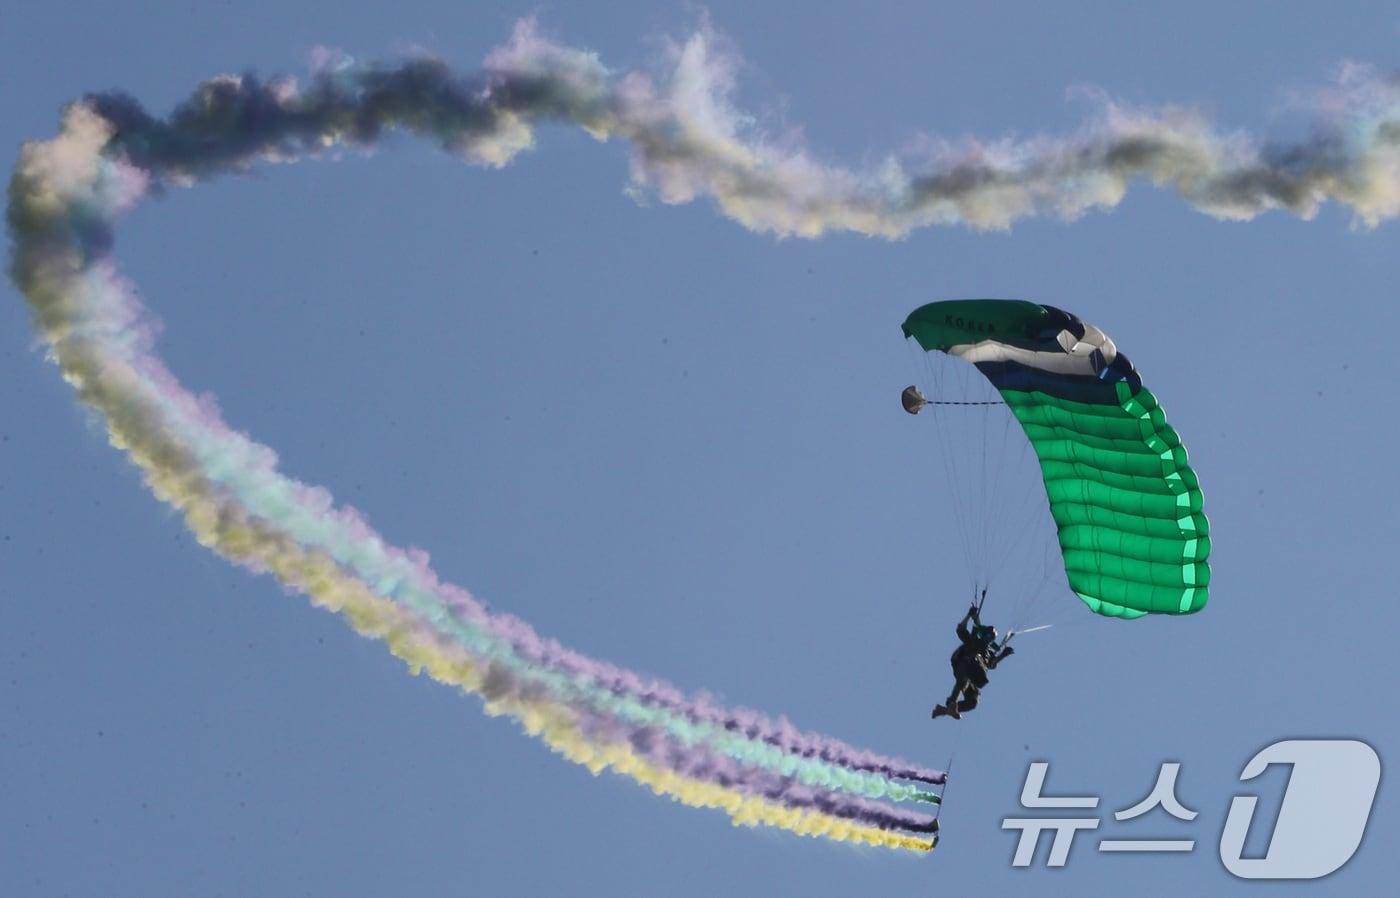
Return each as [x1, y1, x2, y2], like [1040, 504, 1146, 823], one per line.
[931, 603, 1013, 720]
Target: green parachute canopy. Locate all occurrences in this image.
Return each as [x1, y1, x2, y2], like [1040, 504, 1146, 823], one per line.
[902, 299, 1209, 619]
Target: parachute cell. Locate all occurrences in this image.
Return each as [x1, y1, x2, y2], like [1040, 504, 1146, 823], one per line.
[902, 299, 1210, 619]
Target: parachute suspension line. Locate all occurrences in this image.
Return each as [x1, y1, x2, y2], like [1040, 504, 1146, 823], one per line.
[981, 402, 1015, 590]
[960, 351, 996, 589]
[1016, 544, 1057, 631]
[909, 338, 1066, 630]
[1006, 543, 1055, 633]
[958, 377, 1023, 602]
[982, 389, 1053, 614]
[978, 383, 990, 586]
[987, 425, 1053, 600]
[976, 407, 995, 587]
[917, 347, 980, 592]
[975, 363, 1039, 598]
[909, 340, 1053, 604]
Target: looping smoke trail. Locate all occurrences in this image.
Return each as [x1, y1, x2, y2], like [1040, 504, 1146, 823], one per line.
[83, 20, 1400, 238]
[7, 25, 964, 853]
[17, 17, 1390, 854]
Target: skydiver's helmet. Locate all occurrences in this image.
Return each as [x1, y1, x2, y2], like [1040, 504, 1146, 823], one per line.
[972, 624, 997, 646]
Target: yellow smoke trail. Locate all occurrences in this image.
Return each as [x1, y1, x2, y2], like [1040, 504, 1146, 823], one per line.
[11, 117, 933, 853]
[48, 343, 931, 852]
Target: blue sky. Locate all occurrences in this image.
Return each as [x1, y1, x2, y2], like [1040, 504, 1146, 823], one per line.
[3, 2, 1397, 895]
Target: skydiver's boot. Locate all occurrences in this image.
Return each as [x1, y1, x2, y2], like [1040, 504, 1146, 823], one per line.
[931, 704, 947, 718]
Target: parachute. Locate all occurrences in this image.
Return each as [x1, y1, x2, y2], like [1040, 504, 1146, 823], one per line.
[902, 299, 1209, 619]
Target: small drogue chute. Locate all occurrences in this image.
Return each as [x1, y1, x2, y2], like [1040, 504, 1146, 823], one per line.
[901, 385, 929, 415]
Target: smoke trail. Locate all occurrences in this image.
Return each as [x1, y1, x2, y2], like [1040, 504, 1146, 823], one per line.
[129, 315, 944, 791]
[8, 72, 941, 852]
[23, 15, 1384, 851]
[83, 20, 1400, 238]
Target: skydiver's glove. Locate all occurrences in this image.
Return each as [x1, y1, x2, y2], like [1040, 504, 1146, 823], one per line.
[1001, 645, 1015, 657]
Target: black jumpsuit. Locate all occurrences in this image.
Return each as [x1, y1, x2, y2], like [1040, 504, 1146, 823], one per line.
[945, 618, 995, 713]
